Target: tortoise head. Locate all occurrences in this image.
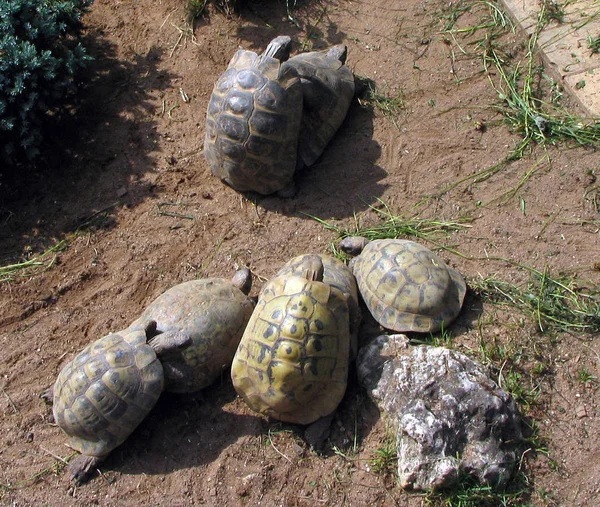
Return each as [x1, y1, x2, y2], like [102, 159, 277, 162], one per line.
[326, 44, 348, 64]
[262, 35, 293, 62]
[339, 236, 370, 256]
[299, 254, 324, 282]
[232, 267, 253, 295]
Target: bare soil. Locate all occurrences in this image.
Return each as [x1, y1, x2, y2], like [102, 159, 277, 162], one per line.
[1, 0, 599, 505]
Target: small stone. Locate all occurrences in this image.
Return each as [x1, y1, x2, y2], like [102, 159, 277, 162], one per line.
[576, 405, 587, 418]
[25, 432, 34, 443]
[236, 473, 258, 497]
[116, 187, 128, 198]
[291, 443, 305, 456]
[202, 192, 213, 199]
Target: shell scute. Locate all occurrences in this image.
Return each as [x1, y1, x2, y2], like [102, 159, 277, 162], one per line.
[248, 109, 288, 138]
[254, 82, 287, 109]
[224, 90, 254, 118]
[245, 135, 279, 158]
[85, 382, 129, 422]
[235, 68, 266, 90]
[217, 114, 249, 144]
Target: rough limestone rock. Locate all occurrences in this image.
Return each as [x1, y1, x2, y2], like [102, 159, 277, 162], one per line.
[357, 334, 522, 491]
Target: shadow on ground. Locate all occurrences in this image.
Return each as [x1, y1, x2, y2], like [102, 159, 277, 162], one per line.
[101, 382, 262, 477]
[0, 30, 176, 265]
[246, 100, 388, 219]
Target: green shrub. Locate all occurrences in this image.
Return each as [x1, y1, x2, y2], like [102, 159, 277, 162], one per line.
[0, 0, 94, 167]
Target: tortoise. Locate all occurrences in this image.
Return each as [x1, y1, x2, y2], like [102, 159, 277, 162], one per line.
[339, 237, 467, 333]
[281, 44, 355, 168]
[204, 35, 303, 196]
[43, 322, 190, 483]
[274, 253, 360, 359]
[231, 255, 351, 427]
[127, 269, 255, 393]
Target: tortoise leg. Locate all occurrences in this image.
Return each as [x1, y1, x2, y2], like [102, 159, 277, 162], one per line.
[304, 413, 334, 451]
[276, 181, 296, 199]
[69, 454, 104, 484]
[148, 330, 192, 358]
[40, 385, 54, 405]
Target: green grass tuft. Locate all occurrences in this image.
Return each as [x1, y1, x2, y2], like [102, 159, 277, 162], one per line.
[309, 199, 471, 250]
[470, 268, 600, 333]
[363, 83, 406, 130]
[587, 34, 600, 54]
[433, 0, 600, 198]
[425, 474, 529, 506]
[185, 0, 209, 22]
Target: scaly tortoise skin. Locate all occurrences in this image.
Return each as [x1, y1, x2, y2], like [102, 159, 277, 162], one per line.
[282, 45, 355, 167]
[127, 269, 255, 393]
[231, 255, 350, 425]
[204, 35, 303, 196]
[49, 322, 189, 483]
[339, 237, 467, 333]
[274, 253, 360, 359]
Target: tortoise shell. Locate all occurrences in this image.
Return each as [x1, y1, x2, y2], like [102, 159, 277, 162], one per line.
[282, 45, 355, 166]
[231, 256, 350, 425]
[128, 272, 255, 393]
[342, 238, 466, 333]
[52, 328, 164, 458]
[275, 253, 360, 359]
[204, 36, 303, 195]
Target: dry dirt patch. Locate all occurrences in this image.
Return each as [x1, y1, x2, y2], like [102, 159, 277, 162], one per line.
[1, 0, 599, 505]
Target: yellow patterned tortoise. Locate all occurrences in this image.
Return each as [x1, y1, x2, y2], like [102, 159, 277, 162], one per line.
[339, 237, 467, 333]
[43, 322, 189, 483]
[231, 255, 350, 427]
[127, 269, 255, 393]
[274, 253, 360, 359]
[204, 36, 303, 196]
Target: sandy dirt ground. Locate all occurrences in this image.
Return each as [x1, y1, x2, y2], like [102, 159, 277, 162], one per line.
[1, 0, 599, 505]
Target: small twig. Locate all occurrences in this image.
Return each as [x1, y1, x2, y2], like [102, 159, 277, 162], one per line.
[157, 202, 194, 220]
[39, 446, 70, 465]
[159, 8, 177, 30]
[169, 31, 184, 58]
[2, 388, 19, 414]
[97, 468, 111, 484]
[159, 211, 194, 220]
[269, 438, 292, 463]
[167, 104, 184, 121]
[179, 87, 190, 103]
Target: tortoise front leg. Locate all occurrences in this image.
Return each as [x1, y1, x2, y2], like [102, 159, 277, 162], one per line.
[69, 454, 105, 484]
[40, 385, 54, 405]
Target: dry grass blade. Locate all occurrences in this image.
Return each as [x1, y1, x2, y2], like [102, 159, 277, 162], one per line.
[0, 240, 68, 283]
[0, 451, 77, 490]
[0, 203, 118, 283]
